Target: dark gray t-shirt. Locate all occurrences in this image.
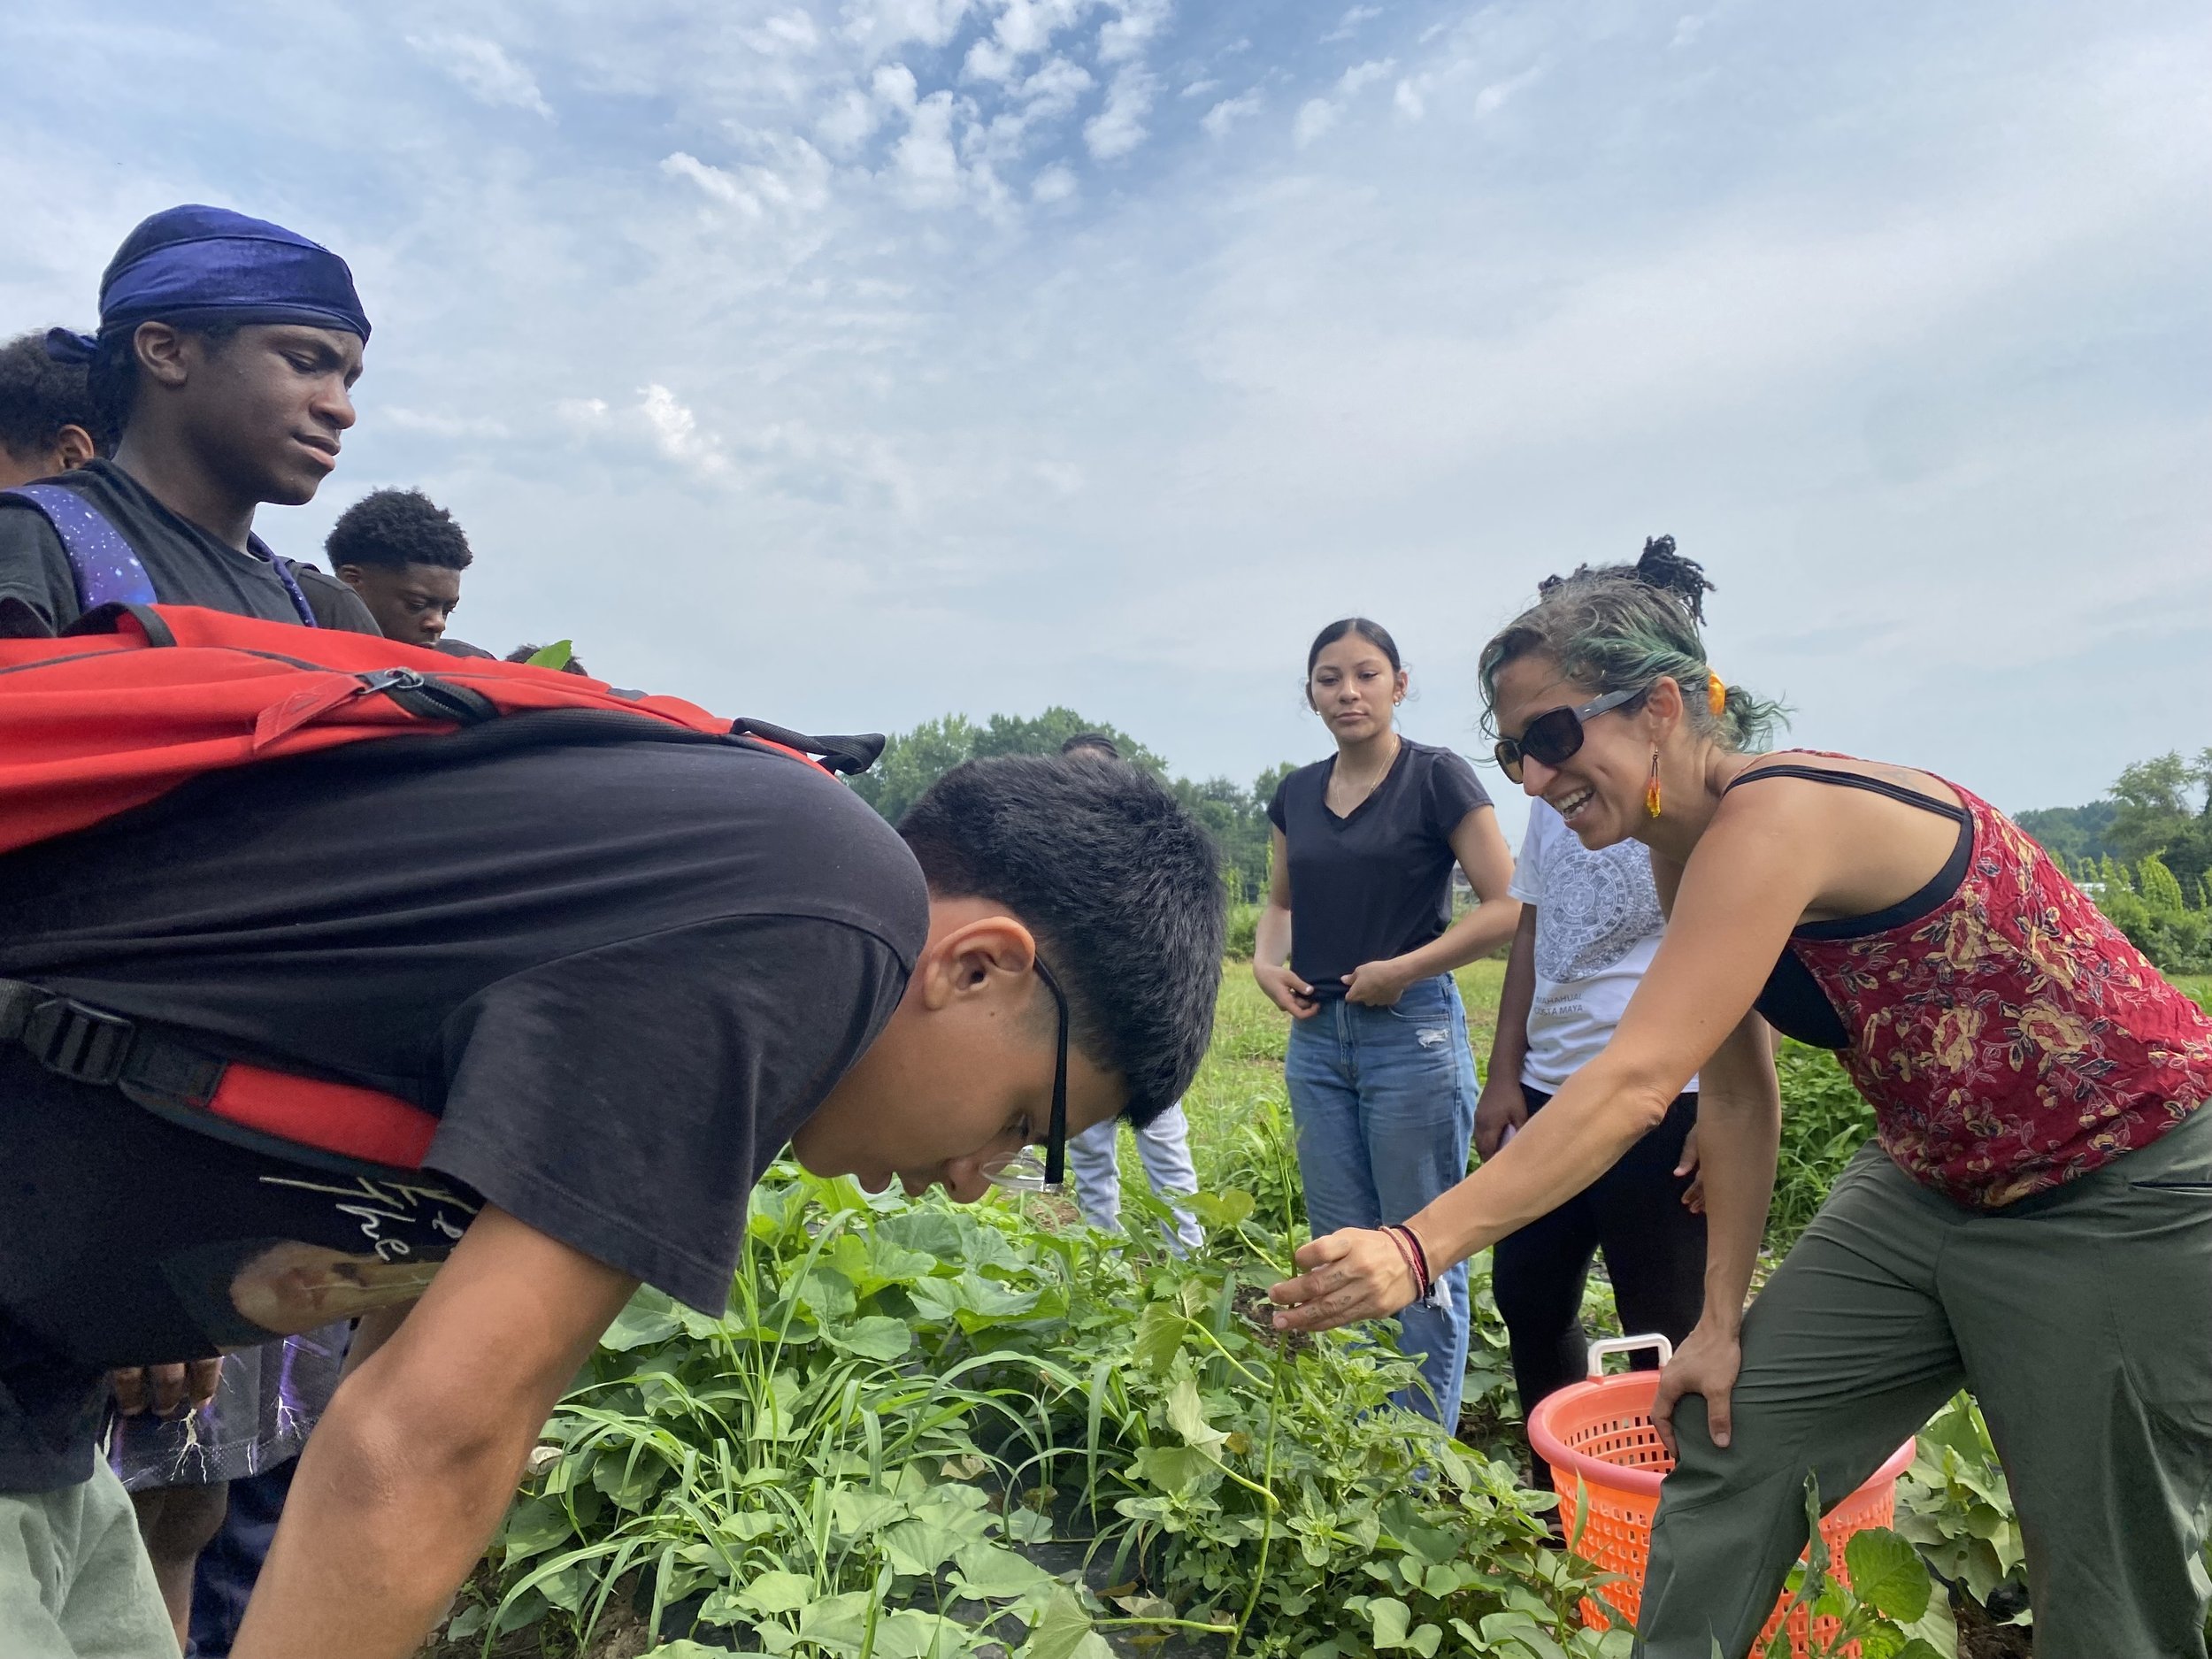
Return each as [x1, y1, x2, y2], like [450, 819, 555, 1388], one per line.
[1266, 739, 1492, 994]
[0, 725, 927, 1485]
[0, 457, 378, 636]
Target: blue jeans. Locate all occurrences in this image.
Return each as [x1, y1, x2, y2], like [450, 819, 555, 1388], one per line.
[1285, 973, 1477, 1427]
[1068, 1102, 1204, 1252]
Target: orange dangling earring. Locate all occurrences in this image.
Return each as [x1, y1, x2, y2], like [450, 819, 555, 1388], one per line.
[1645, 751, 1663, 819]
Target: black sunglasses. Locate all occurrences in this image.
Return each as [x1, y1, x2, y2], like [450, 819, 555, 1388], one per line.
[1494, 686, 1642, 782]
[979, 959, 1071, 1194]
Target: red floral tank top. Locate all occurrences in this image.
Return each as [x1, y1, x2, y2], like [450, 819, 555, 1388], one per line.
[1747, 756, 2212, 1207]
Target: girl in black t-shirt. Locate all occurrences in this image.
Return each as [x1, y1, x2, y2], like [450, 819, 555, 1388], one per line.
[1255, 618, 1520, 1425]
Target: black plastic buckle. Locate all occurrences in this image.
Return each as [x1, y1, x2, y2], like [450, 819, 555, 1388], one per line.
[20, 995, 135, 1086]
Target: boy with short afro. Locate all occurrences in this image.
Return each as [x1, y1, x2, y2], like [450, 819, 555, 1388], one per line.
[0, 330, 111, 488]
[325, 487, 472, 649]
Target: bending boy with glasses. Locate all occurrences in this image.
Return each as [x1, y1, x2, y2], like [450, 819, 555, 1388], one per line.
[0, 744, 1222, 1659]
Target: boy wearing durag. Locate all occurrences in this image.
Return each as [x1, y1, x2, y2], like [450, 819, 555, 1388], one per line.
[0, 204, 380, 637]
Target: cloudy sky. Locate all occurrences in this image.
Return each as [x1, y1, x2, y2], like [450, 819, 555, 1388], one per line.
[4, 0, 2206, 836]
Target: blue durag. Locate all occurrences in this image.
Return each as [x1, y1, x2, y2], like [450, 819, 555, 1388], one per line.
[47, 204, 370, 365]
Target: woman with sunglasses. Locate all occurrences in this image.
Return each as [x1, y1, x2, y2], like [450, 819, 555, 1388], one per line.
[1254, 618, 1520, 1426]
[1268, 543, 2212, 1656]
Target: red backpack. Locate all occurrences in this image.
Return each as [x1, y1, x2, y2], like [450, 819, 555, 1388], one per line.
[0, 602, 881, 1174]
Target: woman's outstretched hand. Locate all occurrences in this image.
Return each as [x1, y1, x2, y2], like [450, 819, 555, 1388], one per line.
[1268, 1228, 1419, 1332]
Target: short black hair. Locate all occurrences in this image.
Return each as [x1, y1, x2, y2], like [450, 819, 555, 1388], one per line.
[325, 488, 473, 572]
[898, 756, 1225, 1125]
[0, 332, 112, 461]
[1059, 733, 1120, 760]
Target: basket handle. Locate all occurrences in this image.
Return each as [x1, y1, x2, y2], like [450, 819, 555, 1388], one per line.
[1586, 1333, 1673, 1377]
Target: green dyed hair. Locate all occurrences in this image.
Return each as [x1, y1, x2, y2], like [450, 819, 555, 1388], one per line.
[1478, 536, 1786, 752]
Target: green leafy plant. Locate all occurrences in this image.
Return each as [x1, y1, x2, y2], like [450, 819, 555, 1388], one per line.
[1760, 1479, 1952, 1659]
[1893, 1394, 2029, 1625]
[473, 1161, 1626, 1659]
[1767, 1043, 1878, 1255]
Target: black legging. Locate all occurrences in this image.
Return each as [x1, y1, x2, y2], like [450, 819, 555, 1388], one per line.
[1491, 1087, 1706, 1417]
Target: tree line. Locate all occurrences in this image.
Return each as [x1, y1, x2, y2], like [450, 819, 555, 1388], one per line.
[848, 708, 1296, 904]
[2016, 749, 2212, 974]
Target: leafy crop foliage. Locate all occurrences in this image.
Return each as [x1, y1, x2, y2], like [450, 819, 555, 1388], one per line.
[1766, 1043, 1877, 1256]
[464, 966, 2212, 1657]
[470, 1164, 1629, 1658]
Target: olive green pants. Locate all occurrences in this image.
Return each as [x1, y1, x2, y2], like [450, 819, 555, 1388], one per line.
[0, 1461, 178, 1659]
[1639, 1108, 2212, 1658]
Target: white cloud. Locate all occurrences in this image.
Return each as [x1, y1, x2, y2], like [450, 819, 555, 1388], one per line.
[1292, 59, 1393, 148]
[1337, 58, 1394, 96]
[841, 0, 975, 55]
[637, 384, 726, 476]
[1020, 55, 1094, 117]
[663, 150, 745, 206]
[963, 36, 1018, 82]
[1202, 90, 1261, 138]
[1033, 164, 1078, 202]
[815, 86, 883, 152]
[660, 138, 832, 219]
[889, 89, 965, 205]
[872, 62, 921, 112]
[742, 11, 822, 53]
[1393, 78, 1425, 120]
[1323, 4, 1382, 43]
[1292, 96, 1338, 147]
[1181, 77, 1219, 98]
[406, 33, 552, 119]
[1473, 63, 1541, 117]
[1084, 66, 1156, 159]
[1097, 0, 1171, 64]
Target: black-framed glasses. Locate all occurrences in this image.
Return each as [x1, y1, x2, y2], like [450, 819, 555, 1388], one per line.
[1494, 686, 1643, 782]
[979, 959, 1071, 1194]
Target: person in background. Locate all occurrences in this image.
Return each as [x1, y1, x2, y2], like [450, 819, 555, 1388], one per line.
[107, 1328, 348, 1655]
[1480, 755, 1705, 1425]
[0, 330, 111, 488]
[0, 205, 380, 637]
[0, 204, 373, 1658]
[325, 488, 472, 649]
[1253, 618, 1520, 1426]
[1058, 733, 1205, 1252]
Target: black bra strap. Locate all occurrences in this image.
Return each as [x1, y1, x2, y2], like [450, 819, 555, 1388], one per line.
[1724, 762, 1968, 824]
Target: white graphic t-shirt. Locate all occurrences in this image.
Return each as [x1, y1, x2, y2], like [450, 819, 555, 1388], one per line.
[1509, 800, 1693, 1092]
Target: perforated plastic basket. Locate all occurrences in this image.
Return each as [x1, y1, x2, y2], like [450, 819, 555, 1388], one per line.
[1526, 1336, 1916, 1655]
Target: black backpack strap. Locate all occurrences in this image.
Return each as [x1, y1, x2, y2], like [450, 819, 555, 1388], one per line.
[59, 601, 176, 646]
[730, 718, 885, 777]
[0, 979, 223, 1101]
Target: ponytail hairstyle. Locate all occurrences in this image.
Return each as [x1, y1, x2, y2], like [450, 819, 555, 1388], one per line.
[1478, 536, 1786, 751]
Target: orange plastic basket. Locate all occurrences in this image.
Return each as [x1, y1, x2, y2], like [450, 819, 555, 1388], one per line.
[1526, 1337, 1916, 1656]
